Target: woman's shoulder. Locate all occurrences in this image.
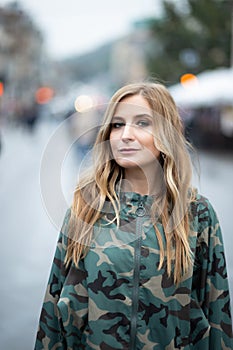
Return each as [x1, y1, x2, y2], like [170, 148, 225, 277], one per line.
[193, 192, 211, 208]
[190, 190, 219, 224]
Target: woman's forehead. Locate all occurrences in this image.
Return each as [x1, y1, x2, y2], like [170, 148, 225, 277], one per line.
[113, 97, 152, 117]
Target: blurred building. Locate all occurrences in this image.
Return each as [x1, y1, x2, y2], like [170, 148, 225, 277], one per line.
[110, 20, 153, 88]
[55, 19, 155, 94]
[0, 2, 44, 124]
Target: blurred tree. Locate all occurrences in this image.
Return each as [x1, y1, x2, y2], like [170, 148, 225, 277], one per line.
[147, 0, 232, 84]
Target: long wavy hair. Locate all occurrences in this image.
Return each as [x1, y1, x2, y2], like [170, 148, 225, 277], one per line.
[65, 81, 196, 283]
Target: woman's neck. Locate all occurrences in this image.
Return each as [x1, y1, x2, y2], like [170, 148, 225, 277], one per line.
[122, 177, 149, 195]
[123, 166, 163, 196]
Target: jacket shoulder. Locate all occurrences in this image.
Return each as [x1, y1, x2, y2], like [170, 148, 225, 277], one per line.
[190, 193, 220, 233]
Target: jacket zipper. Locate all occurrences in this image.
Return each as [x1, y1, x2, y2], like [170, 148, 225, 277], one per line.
[130, 201, 146, 349]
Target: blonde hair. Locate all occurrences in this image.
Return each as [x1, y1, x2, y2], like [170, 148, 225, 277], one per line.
[65, 81, 196, 284]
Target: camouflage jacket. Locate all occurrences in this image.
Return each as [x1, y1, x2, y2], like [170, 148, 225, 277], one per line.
[35, 193, 233, 349]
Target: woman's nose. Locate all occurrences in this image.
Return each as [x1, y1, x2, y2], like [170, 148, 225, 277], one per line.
[121, 123, 135, 141]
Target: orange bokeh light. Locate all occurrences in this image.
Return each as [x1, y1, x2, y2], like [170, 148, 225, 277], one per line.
[180, 73, 198, 88]
[35, 86, 54, 104]
[0, 82, 4, 96]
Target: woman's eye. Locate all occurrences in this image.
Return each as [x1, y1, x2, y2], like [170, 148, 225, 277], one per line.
[112, 122, 125, 129]
[137, 120, 150, 127]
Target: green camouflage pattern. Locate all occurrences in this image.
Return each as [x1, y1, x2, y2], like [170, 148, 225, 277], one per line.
[35, 193, 233, 349]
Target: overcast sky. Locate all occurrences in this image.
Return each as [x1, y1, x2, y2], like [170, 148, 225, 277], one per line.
[0, 0, 162, 59]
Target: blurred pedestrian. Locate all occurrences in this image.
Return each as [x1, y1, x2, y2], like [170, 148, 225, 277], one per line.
[35, 81, 233, 349]
[23, 103, 39, 132]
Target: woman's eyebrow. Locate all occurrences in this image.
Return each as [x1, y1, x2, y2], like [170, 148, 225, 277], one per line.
[134, 113, 152, 119]
[112, 114, 152, 120]
[111, 116, 124, 121]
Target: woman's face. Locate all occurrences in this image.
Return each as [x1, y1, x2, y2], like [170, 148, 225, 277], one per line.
[109, 94, 160, 172]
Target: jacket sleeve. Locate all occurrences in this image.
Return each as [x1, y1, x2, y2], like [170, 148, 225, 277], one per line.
[194, 198, 233, 349]
[34, 209, 71, 350]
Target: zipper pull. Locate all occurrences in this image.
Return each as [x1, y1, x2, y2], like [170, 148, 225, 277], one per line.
[135, 201, 146, 217]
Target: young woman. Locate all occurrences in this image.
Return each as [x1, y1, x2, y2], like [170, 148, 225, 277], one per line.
[35, 82, 233, 349]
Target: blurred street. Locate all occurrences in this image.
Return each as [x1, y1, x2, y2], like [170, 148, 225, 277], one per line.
[0, 0, 232, 348]
[0, 119, 233, 350]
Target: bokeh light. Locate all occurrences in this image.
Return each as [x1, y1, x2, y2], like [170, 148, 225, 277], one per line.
[0, 82, 4, 96]
[180, 73, 198, 88]
[74, 95, 94, 112]
[35, 86, 54, 104]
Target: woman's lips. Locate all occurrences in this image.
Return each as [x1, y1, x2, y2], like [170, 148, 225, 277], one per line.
[118, 148, 139, 154]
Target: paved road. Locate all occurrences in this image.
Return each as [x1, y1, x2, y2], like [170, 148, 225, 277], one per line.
[0, 119, 232, 349]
